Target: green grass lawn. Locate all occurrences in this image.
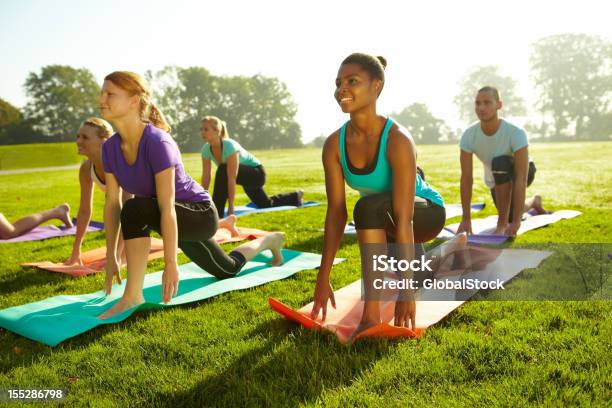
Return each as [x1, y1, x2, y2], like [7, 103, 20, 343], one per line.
[0, 142, 610, 406]
[0, 143, 83, 171]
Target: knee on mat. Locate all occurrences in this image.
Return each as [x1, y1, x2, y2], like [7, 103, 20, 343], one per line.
[492, 155, 514, 185]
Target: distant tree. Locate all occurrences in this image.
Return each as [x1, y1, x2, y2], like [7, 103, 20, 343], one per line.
[309, 135, 327, 148]
[145, 65, 183, 129]
[585, 112, 612, 140]
[455, 66, 526, 124]
[147, 66, 303, 151]
[24, 65, 99, 141]
[231, 74, 302, 149]
[0, 98, 47, 145]
[0, 97, 22, 128]
[392, 103, 450, 144]
[530, 34, 612, 139]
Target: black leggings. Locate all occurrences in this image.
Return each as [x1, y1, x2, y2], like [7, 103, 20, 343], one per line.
[120, 197, 246, 279]
[490, 156, 537, 222]
[353, 193, 446, 243]
[213, 164, 301, 218]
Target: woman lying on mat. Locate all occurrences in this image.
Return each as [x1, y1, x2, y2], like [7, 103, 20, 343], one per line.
[64, 117, 240, 266]
[63, 117, 132, 266]
[96, 71, 285, 319]
[200, 116, 304, 219]
[0, 205, 72, 240]
[311, 53, 452, 336]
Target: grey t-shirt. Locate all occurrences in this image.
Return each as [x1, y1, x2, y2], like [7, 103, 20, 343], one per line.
[460, 119, 528, 188]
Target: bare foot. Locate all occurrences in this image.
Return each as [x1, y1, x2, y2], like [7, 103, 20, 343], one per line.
[444, 232, 468, 256]
[349, 319, 381, 342]
[532, 195, 549, 214]
[494, 224, 508, 235]
[98, 295, 144, 320]
[56, 203, 73, 228]
[266, 232, 285, 266]
[434, 233, 470, 277]
[296, 190, 304, 206]
[219, 214, 240, 237]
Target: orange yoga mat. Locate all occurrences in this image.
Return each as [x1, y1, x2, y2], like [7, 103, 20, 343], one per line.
[270, 245, 551, 343]
[23, 227, 271, 277]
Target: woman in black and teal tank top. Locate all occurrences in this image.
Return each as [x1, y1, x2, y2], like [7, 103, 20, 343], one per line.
[200, 116, 304, 219]
[310, 53, 447, 337]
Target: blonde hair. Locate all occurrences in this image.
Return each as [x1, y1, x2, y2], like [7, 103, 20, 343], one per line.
[82, 117, 114, 139]
[104, 71, 171, 133]
[202, 116, 229, 139]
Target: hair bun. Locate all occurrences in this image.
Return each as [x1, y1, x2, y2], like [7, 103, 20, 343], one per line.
[376, 56, 387, 69]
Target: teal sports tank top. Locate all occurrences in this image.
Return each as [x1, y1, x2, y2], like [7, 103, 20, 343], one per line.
[339, 117, 445, 207]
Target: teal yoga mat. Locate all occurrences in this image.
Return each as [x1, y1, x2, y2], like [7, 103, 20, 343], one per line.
[0, 249, 343, 346]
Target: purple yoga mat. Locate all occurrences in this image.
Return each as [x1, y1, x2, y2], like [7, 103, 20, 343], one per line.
[465, 234, 510, 245]
[0, 219, 104, 243]
[438, 228, 510, 245]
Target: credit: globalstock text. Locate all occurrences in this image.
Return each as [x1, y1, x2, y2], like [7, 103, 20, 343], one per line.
[372, 278, 506, 290]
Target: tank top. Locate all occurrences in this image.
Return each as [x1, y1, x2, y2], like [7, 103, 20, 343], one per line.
[339, 117, 444, 207]
[90, 162, 106, 193]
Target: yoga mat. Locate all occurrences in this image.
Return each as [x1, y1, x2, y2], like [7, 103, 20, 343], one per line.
[437, 210, 582, 243]
[445, 202, 485, 219]
[232, 201, 321, 217]
[270, 245, 551, 343]
[22, 227, 272, 277]
[0, 219, 103, 244]
[338, 203, 485, 236]
[0, 249, 344, 346]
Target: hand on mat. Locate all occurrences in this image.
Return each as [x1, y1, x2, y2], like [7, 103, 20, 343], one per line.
[456, 219, 472, 235]
[63, 252, 84, 266]
[162, 263, 179, 303]
[311, 276, 336, 321]
[394, 299, 416, 329]
[104, 260, 122, 295]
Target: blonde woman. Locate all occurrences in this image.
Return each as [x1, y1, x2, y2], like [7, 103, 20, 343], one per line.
[200, 116, 304, 218]
[63, 117, 132, 265]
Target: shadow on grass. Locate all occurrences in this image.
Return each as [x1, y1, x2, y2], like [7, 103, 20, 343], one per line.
[0, 296, 229, 372]
[0, 267, 67, 296]
[289, 232, 359, 254]
[155, 316, 399, 406]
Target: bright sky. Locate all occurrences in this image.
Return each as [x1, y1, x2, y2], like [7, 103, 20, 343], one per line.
[1, 0, 610, 142]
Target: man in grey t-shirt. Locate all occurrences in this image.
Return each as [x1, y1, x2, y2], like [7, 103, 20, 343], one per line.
[456, 86, 547, 237]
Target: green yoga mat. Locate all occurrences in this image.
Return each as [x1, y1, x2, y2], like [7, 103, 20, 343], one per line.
[0, 249, 343, 347]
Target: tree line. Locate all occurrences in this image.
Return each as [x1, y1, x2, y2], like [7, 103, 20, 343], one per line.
[1, 33, 611, 148]
[391, 33, 611, 145]
[0, 66, 302, 151]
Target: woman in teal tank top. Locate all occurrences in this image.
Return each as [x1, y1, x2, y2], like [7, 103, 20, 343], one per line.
[310, 53, 447, 338]
[200, 116, 304, 219]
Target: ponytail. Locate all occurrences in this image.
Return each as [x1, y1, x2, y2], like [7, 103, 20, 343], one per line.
[220, 120, 229, 139]
[148, 104, 171, 133]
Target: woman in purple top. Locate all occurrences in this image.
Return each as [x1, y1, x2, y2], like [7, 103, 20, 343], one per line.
[97, 71, 285, 320]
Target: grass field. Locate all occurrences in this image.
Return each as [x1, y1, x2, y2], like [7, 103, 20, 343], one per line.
[0, 143, 84, 171]
[0, 142, 610, 406]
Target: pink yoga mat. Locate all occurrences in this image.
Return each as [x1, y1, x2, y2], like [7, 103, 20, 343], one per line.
[271, 245, 552, 343]
[23, 227, 271, 277]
